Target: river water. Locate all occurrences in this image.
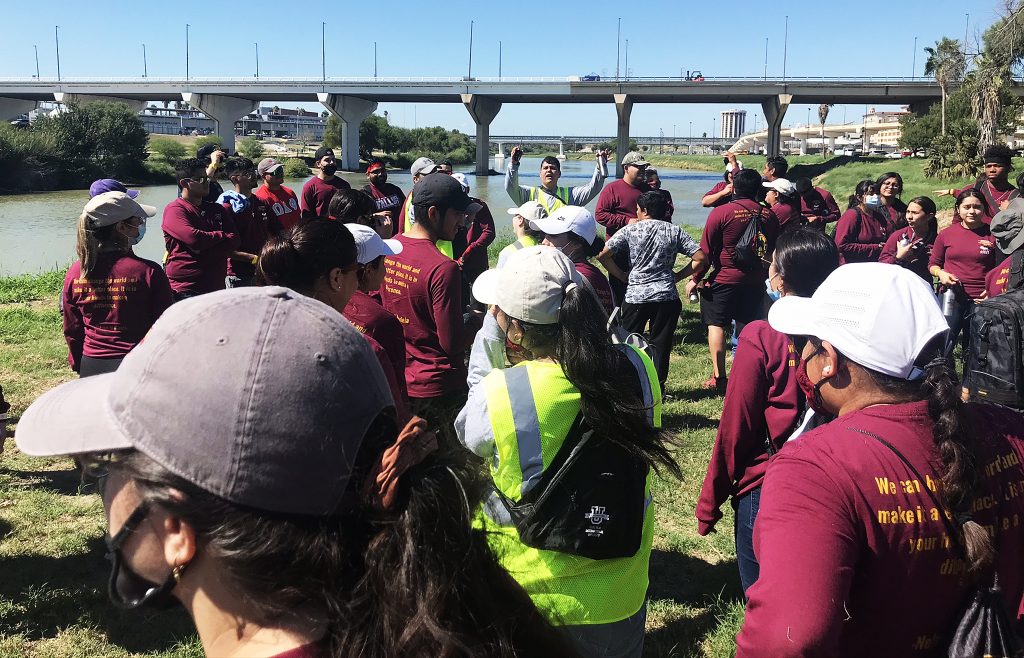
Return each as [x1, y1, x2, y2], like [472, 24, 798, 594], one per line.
[0, 157, 722, 276]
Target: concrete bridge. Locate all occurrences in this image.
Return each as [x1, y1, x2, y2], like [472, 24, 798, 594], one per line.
[0, 76, 973, 175]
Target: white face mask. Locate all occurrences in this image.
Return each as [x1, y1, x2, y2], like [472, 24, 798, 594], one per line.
[864, 194, 881, 208]
[131, 223, 146, 246]
[765, 277, 782, 301]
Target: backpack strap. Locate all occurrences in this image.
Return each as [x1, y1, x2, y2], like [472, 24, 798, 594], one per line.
[1008, 250, 1024, 291]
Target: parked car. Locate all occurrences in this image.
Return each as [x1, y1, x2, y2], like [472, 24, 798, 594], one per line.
[885, 151, 904, 159]
[582, 73, 601, 82]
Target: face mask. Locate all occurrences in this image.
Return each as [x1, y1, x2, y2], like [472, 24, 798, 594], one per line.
[321, 164, 337, 176]
[795, 354, 829, 415]
[105, 503, 185, 609]
[131, 223, 146, 246]
[864, 194, 881, 208]
[765, 277, 782, 302]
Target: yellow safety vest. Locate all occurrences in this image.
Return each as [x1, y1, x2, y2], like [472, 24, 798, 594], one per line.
[497, 235, 538, 265]
[480, 345, 661, 626]
[529, 186, 573, 215]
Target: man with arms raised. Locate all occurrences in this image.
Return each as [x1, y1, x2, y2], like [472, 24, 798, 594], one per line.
[379, 174, 483, 442]
[505, 146, 609, 214]
[300, 146, 351, 218]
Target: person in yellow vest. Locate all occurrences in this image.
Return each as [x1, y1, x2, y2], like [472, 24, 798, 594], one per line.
[505, 147, 610, 214]
[497, 201, 548, 268]
[456, 246, 680, 658]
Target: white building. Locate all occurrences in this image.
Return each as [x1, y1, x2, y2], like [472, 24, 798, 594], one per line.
[720, 109, 747, 140]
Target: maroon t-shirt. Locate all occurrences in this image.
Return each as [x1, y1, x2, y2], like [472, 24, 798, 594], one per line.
[696, 321, 800, 536]
[799, 187, 842, 225]
[834, 208, 890, 264]
[986, 255, 1014, 297]
[300, 175, 351, 218]
[162, 197, 239, 296]
[879, 226, 935, 283]
[222, 196, 282, 280]
[574, 260, 614, 315]
[268, 641, 327, 658]
[452, 198, 496, 280]
[344, 290, 408, 404]
[62, 253, 173, 370]
[737, 401, 1024, 658]
[770, 201, 802, 232]
[379, 235, 477, 398]
[928, 221, 997, 300]
[595, 179, 648, 236]
[699, 198, 779, 286]
[253, 184, 301, 232]
[703, 180, 732, 208]
[362, 181, 406, 219]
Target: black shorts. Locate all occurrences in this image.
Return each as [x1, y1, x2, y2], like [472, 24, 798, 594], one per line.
[700, 281, 766, 327]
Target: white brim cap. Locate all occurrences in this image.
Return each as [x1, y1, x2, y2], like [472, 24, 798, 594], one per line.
[768, 263, 949, 380]
[507, 200, 547, 222]
[530, 205, 597, 245]
[472, 245, 585, 325]
[346, 223, 403, 264]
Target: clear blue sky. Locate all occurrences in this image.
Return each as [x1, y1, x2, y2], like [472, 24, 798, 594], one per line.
[1, 0, 999, 137]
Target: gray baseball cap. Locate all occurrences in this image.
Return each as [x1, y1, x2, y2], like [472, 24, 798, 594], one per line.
[620, 151, 650, 167]
[410, 156, 438, 177]
[15, 287, 393, 516]
[472, 245, 586, 325]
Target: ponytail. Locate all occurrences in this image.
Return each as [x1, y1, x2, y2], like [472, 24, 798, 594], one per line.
[76, 214, 124, 279]
[554, 284, 680, 478]
[921, 358, 995, 575]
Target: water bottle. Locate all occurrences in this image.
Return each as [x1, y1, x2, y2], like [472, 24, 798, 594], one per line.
[689, 291, 700, 304]
[941, 289, 959, 326]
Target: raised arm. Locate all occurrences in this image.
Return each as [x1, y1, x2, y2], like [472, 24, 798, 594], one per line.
[570, 149, 611, 206]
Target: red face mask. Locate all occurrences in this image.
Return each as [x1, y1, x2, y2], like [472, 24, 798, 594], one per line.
[795, 353, 829, 415]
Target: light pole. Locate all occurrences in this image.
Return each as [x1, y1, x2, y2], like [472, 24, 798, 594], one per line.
[321, 22, 326, 83]
[624, 39, 629, 80]
[782, 16, 788, 81]
[54, 26, 61, 82]
[912, 36, 917, 79]
[689, 121, 692, 155]
[142, 43, 148, 78]
[255, 42, 259, 78]
[467, 20, 473, 79]
[33, 45, 40, 79]
[764, 37, 768, 80]
[964, 14, 970, 59]
[374, 42, 377, 79]
[616, 18, 621, 80]
[185, 24, 190, 80]
[498, 41, 502, 79]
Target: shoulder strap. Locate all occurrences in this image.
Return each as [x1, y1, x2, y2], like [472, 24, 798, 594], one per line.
[1009, 251, 1024, 290]
[845, 427, 965, 559]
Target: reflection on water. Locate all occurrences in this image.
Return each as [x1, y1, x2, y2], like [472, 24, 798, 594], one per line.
[0, 157, 721, 276]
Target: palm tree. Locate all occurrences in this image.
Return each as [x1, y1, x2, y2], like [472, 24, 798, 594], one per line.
[923, 37, 967, 135]
[818, 103, 832, 156]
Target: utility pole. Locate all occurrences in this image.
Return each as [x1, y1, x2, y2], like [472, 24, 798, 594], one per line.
[499, 41, 502, 79]
[374, 42, 377, 79]
[689, 121, 692, 154]
[185, 24, 190, 80]
[467, 20, 474, 79]
[964, 14, 970, 60]
[142, 43, 148, 78]
[625, 39, 629, 80]
[764, 37, 768, 80]
[54, 26, 61, 82]
[321, 22, 326, 83]
[616, 18, 621, 80]
[911, 36, 917, 79]
[33, 45, 40, 79]
[255, 42, 259, 78]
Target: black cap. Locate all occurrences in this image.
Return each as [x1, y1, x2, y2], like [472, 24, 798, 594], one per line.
[314, 146, 335, 162]
[196, 143, 222, 159]
[413, 173, 477, 212]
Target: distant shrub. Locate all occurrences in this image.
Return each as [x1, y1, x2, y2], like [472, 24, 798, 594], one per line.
[237, 137, 265, 161]
[283, 158, 310, 178]
[148, 137, 187, 162]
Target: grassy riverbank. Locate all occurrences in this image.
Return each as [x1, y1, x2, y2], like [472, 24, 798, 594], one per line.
[0, 236, 743, 657]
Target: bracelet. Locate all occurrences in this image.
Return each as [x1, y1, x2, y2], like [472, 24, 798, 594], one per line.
[250, 255, 258, 265]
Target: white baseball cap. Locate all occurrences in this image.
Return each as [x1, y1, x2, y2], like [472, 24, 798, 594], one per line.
[82, 191, 157, 227]
[763, 178, 797, 197]
[451, 172, 470, 192]
[768, 263, 948, 380]
[506, 200, 547, 222]
[346, 223, 403, 264]
[529, 205, 598, 246]
[472, 246, 586, 325]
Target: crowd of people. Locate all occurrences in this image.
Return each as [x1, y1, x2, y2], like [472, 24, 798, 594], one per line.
[12, 138, 1024, 657]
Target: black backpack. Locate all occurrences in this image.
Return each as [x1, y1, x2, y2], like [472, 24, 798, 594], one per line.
[733, 204, 768, 273]
[965, 286, 1024, 409]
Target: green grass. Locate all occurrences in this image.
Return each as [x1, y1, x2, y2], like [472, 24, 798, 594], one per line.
[0, 237, 742, 657]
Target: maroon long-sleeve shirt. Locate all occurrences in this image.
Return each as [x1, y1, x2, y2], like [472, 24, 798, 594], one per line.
[696, 321, 800, 535]
[62, 253, 173, 371]
[221, 196, 282, 280]
[344, 289, 408, 415]
[879, 226, 935, 283]
[738, 401, 1024, 658]
[162, 197, 239, 296]
[928, 221, 997, 300]
[595, 179, 648, 236]
[834, 208, 889, 264]
[379, 235, 479, 398]
[985, 255, 1015, 297]
[699, 198, 779, 286]
[453, 198, 496, 281]
[799, 187, 842, 225]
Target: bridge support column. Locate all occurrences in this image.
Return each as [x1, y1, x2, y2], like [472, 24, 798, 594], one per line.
[318, 93, 378, 171]
[54, 93, 145, 112]
[614, 94, 633, 178]
[181, 93, 258, 152]
[0, 98, 36, 120]
[461, 94, 501, 176]
[761, 94, 792, 158]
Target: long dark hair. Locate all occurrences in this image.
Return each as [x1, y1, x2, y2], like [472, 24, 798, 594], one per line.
[257, 220, 357, 292]
[774, 228, 839, 297]
[328, 189, 376, 224]
[847, 179, 876, 210]
[955, 188, 992, 222]
[847, 337, 995, 575]
[906, 195, 939, 238]
[517, 285, 680, 478]
[99, 416, 573, 657]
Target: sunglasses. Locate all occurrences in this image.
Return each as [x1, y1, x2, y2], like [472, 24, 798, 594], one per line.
[185, 176, 210, 184]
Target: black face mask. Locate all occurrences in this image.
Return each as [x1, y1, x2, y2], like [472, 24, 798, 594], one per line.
[105, 502, 186, 609]
[321, 164, 337, 176]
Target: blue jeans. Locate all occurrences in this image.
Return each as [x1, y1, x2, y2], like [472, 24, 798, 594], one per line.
[734, 486, 762, 596]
